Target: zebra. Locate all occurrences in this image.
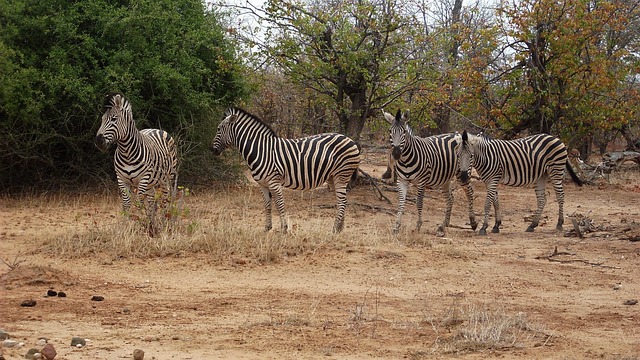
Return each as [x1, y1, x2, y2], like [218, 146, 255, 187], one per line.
[383, 109, 477, 236]
[457, 131, 583, 235]
[210, 107, 361, 233]
[95, 93, 178, 213]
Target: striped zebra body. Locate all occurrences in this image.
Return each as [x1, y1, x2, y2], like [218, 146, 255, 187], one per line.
[95, 93, 178, 212]
[458, 131, 583, 235]
[384, 110, 477, 236]
[210, 108, 360, 233]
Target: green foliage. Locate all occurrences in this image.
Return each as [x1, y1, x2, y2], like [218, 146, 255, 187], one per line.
[0, 0, 248, 191]
[127, 185, 195, 238]
[257, 0, 423, 140]
[490, 0, 640, 141]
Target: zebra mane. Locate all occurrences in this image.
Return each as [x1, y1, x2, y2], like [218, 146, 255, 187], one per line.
[103, 92, 130, 112]
[225, 107, 278, 137]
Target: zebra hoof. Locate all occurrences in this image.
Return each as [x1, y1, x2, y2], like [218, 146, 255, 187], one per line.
[470, 221, 478, 231]
[436, 226, 445, 237]
[525, 226, 535, 232]
[479, 228, 487, 236]
[491, 227, 500, 234]
[556, 225, 563, 232]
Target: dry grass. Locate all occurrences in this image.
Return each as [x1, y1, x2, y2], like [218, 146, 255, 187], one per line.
[41, 186, 344, 262]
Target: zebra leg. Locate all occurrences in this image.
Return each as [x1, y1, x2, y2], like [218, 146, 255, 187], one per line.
[333, 181, 349, 233]
[460, 179, 478, 230]
[415, 183, 426, 232]
[551, 176, 566, 231]
[436, 182, 453, 237]
[117, 177, 132, 212]
[491, 192, 502, 234]
[480, 180, 499, 235]
[259, 187, 273, 231]
[382, 152, 395, 181]
[393, 180, 409, 234]
[526, 177, 547, 232]
[270, 185, 288, 232]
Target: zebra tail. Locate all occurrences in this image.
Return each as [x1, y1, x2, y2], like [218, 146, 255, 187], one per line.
[348, 167, 359, 190]
[565, 160, 583, 187]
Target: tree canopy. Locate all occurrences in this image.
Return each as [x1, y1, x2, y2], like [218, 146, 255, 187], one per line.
[232, 0, 640, 151]
[0, 0, 248, 190]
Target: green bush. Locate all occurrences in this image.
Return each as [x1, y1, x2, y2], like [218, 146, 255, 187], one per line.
[0, 0, 248, 191]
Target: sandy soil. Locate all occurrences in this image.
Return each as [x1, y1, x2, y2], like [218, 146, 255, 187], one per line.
[1, 151, 639, 360]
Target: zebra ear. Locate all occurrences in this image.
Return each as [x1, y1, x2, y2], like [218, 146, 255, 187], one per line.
[402, 109, 410, 122]
[382, 109, 395, 124]
[227, 114, 239, 124]
[462, 130, 468, 143]
[394, 109, 402, 123]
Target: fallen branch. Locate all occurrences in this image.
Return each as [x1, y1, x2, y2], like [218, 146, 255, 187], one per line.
[352, 202, 396, 216]
[535, 246, 621, 269]
[358, 169, 393, 204]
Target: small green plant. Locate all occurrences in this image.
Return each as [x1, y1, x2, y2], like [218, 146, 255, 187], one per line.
[125, 185, 192, 237]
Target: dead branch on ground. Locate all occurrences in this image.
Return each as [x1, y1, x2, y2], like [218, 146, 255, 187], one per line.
[535, 246, 620, 269]
[358, 169, 393, 204]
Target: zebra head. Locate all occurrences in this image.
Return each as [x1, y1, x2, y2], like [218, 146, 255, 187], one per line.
[95, 93, 131, 152]
[210, 108, 239, 156]
[383, 109, 410, 161]
[458, 130, 482, 183]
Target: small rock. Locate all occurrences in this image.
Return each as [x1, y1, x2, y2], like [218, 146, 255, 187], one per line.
[70, 337, 86, 347]
[122, 308, 130, 314]
[3, 340, 18, 348]
[133, 348, 145, 360]
[57, 292, 66, 298]
[613, 283, 622, 290]
[46, 290, 57, 297]
[24, 348, 39, 360]
[41, 343, 56, 360]
[36, 339, 47, 347]
[90, 295, 104, 302]
[0, 329, 8, 340]
[20, 299, 37, 307]
[623, 299, 638, 306]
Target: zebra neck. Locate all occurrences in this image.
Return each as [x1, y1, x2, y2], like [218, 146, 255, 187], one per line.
[232, 123, 278, 165]
[116, 122, 145, 158]
[399, 134, 417, 159]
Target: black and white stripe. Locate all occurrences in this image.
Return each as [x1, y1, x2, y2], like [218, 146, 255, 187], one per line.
[210, 107, 360, 233]
[95, 93, 178, 211]
[384, 110, 477, 236]
[458, 131, 583, 235]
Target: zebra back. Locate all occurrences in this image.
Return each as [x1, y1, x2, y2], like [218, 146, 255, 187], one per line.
[212, 108, 360, 190]
[396, 132, 462, 187]
[462, 132, 568, 186]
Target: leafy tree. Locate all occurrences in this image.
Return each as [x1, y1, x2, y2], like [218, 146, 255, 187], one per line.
[407, 0, 498, 135]
[0, 0, 247, 190]
[489, 0, 640, 145]
[243, 0, 424, 141]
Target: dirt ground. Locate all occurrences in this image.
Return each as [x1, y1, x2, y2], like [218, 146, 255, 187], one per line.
[1, 150, 639, 360]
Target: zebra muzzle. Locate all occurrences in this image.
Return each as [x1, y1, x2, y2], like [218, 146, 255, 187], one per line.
[459, 170, 470, 183]
[391, 146, 402, 160]
[210, 146, 221, 156]
[95, 134, 108, 151]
